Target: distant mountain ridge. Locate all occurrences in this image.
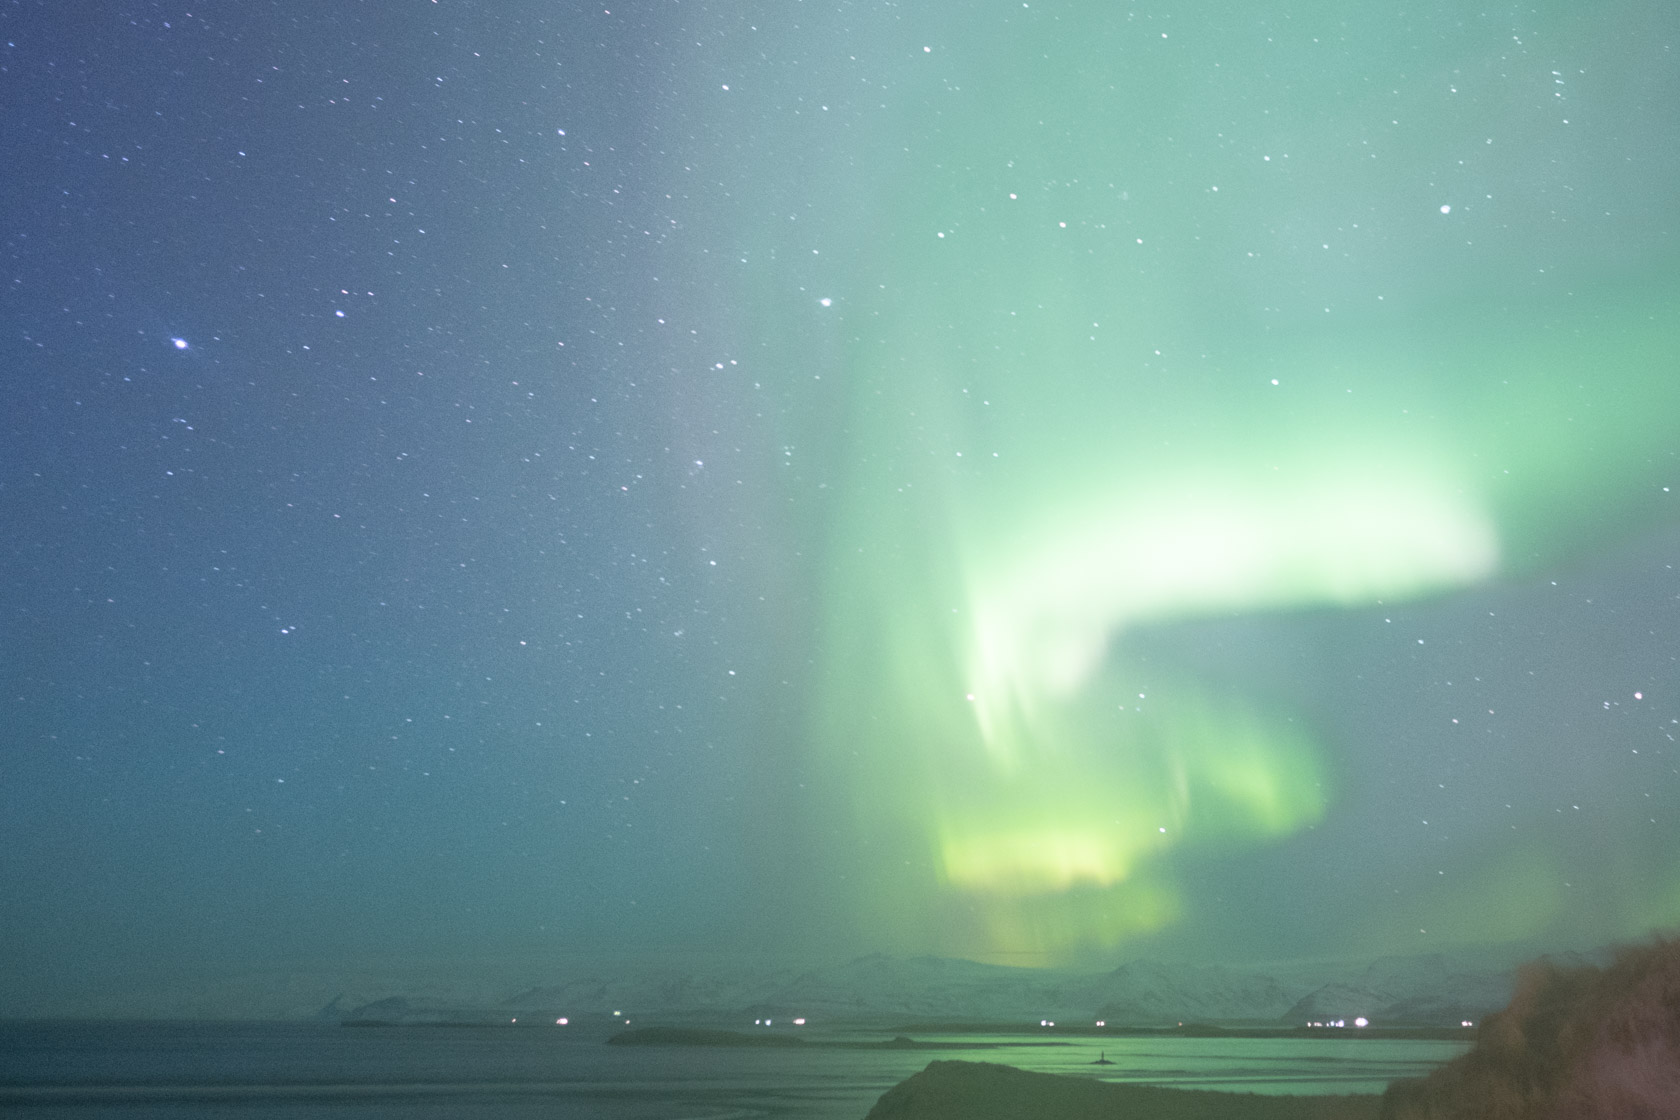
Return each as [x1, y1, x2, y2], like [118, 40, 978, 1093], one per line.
[330, 949, 1539, 1028]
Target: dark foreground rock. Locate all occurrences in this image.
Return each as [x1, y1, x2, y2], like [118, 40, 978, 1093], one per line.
[863, 1060, 1379, 1120]
[1381, 936, 1680, 1119]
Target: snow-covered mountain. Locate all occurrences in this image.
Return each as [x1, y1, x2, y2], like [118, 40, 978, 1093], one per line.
[1281, 953, 1517, 1025]
[1282, 982, 1388, 1023]
[329, 949, 1523, 1027]
[502, 961, 804, 1018]
[1088, 960, 1303, 1024]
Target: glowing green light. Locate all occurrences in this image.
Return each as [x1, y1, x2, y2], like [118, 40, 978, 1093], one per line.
[712, 6, 1680, 963]
[962, 467, 1497, 768]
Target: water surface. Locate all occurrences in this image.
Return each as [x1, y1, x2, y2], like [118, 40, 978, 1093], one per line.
[0, 1021, 1467, 1119]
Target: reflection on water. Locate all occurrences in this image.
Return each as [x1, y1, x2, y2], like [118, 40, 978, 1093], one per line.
[933, 1032, 1466, 1095]
[0, 1022, 1468, 1119]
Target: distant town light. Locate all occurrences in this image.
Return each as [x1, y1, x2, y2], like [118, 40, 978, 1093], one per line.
[793, 1017, 806, 1025]
[1354, 1017, 1369, 1028]
[1095, 1020, 1105, 1027]
[556, 1018, 568, 1025]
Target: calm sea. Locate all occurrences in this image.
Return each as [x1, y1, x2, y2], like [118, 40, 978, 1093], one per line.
[0, 1021, 1467, 1119]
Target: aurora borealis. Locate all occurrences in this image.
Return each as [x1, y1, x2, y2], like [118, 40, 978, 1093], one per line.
[695, 2, 1680, 964]
[785, 272, 1680, 961]
[3, 1, 1678, 1014]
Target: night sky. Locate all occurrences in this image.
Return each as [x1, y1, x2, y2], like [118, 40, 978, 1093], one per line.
[4, 2, 1678, 1015]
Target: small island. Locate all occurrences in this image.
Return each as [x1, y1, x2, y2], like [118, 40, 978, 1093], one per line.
[606, 1027, 1067, 1051]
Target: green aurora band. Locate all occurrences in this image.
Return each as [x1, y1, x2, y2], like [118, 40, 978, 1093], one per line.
[691, 4, 1680, 962]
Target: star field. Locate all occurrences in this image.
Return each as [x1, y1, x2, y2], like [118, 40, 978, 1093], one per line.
[2, 1, 1677, 1013]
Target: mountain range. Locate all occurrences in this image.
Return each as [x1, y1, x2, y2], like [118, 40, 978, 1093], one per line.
[325, 948, 1582, 1028]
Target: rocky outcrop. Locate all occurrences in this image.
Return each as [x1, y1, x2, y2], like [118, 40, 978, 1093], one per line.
[1381, 937, 1680, 1119]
